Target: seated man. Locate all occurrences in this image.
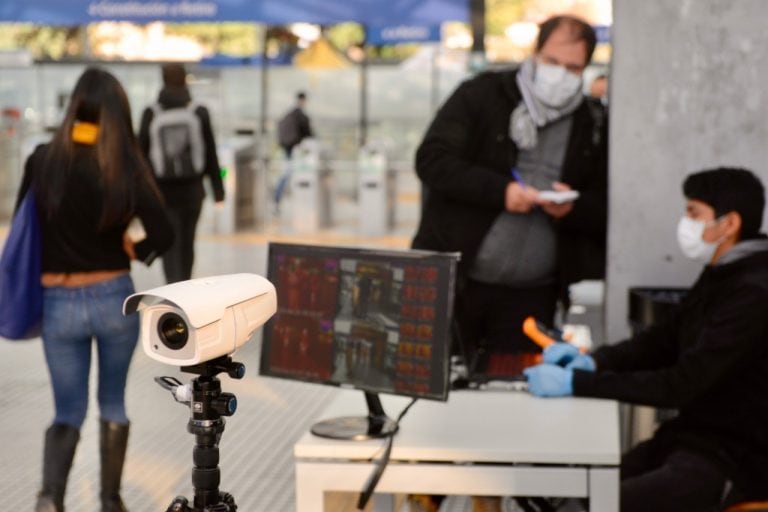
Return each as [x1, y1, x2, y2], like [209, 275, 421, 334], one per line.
[525, 167, 768, 511]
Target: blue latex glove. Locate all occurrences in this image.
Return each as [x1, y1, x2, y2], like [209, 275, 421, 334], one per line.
[543, 342, 596, 372]
[543, 342, 580, 366]
[523, 364, 574, 397]
[566, 353, 596, 372]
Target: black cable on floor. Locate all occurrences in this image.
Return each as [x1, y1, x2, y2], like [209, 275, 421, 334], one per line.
[356, 398, 418, 511]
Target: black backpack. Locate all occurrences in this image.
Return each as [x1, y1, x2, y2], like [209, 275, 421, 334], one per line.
[148, 103, 205, 181]
[277, 109, 301, 149]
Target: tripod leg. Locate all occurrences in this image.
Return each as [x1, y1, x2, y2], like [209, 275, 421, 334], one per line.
[219, 492, 237, 508]
[165, 496, 191, 512]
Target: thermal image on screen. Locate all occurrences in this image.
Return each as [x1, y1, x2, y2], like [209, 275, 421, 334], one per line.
[261, 244, 456, 401]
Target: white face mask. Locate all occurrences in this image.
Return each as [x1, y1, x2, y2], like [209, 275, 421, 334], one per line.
[532, 62, 583, 108]
[676, 216, 723, 262]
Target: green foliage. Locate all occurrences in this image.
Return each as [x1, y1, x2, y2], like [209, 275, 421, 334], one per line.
[368, 43, 420, 62]
[486, 0, 528, 36]
[326, 23, 364, 50]
[0, 24, 82, 60]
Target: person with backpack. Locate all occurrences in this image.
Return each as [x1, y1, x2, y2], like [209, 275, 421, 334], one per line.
[18, 67, 174, 512]
[138, 63, 225, 283]
[274, 91, 313, 213]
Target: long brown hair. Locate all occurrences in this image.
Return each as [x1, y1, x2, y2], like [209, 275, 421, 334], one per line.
[37, 67, 160, 227]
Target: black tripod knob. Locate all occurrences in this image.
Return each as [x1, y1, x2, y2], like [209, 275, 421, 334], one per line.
[227, 362, 245, 379]
[212, 392, 237, 417]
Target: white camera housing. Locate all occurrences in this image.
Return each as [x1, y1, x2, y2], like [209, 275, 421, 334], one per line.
[123, 273, 277, 366]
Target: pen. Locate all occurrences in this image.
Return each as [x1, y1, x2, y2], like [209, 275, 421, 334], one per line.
[511, 167, 526, 189]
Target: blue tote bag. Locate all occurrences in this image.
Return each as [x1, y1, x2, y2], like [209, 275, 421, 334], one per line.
[0, 191, 43, 339]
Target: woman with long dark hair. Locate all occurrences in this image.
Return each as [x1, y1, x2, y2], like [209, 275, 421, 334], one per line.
[16, 67, 174, 512]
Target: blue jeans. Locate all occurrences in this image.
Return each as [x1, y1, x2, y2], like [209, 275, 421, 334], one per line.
[42, 274, 139, 428]
[274, 149, 294, 206]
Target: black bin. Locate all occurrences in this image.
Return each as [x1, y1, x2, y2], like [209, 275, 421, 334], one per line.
[627, 287, 689, 433]
[628, 287, 689, 334]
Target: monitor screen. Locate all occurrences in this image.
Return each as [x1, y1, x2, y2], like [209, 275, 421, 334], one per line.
[259, 243, 458, 402]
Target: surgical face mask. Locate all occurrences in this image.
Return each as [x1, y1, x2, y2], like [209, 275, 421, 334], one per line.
[676, 216, 723, 262]
[532, 62, 583, 108]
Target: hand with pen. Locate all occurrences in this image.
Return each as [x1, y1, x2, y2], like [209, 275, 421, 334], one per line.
[505, 168, 539, 213]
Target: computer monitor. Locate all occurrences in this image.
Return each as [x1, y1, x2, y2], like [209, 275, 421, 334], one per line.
[259, 242, 458, 440]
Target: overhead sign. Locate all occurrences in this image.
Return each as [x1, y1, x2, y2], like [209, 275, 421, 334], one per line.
[367, 24, 441, 45]
[87, 1, 218, 19]
[0, 0, 467, 25]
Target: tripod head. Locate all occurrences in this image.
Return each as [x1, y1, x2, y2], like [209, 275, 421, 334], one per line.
[155, 356, 243, 417]
[155, 355, 244, 511]
[182, 356, 246, 379]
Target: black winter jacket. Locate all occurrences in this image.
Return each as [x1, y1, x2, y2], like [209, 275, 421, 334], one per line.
[412, 69, 608, 300]
[18, 144, 173, 270]
[574, 247, 768, 497]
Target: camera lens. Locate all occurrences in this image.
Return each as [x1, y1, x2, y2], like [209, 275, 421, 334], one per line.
[158, 312, 188, 350]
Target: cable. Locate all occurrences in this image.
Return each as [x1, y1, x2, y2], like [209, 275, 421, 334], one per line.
[356, 398, 418, 511]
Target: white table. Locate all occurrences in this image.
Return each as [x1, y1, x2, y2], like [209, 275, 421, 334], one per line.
[294, 389, 621, 511]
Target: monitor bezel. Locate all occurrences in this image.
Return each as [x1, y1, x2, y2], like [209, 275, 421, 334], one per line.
[259, 242, 459, 402]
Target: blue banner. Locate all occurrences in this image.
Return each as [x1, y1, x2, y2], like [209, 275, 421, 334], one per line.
[594, 25, 611, 44]
[367, 24, 441, 45]
[0, 0, 467, 25]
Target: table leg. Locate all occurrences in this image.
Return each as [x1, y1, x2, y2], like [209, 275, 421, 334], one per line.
[296, 463, 326, 512]
[589, 467, 619, 512]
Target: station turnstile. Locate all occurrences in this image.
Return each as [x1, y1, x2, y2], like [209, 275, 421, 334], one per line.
[290, 139, 333, 233]
[357, 145, 396, 236]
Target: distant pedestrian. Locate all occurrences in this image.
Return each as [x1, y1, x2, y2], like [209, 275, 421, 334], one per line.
[274, 91, 313, 213]
[138, 63, 225, 283]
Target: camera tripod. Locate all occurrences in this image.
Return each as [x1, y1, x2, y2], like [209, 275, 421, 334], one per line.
[155, 356, 245, 512]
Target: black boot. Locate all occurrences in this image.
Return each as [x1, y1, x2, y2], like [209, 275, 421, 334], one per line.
[100, 420, 130, 512]
[36, 423, 80, 512]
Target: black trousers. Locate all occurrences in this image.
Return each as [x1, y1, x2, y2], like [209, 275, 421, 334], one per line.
[455, 279, 558, 370]
[162, 200, 202, 284]
[621, 438, 731, 512]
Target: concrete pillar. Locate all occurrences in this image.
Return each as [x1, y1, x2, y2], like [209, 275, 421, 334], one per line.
[606, 0, 768, 342]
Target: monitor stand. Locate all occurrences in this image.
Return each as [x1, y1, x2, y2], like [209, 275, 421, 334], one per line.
[310, 391, 398, 440]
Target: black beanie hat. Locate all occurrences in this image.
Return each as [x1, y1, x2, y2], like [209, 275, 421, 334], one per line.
[683, 167, 765, 239]
[162, 63, 187, 88]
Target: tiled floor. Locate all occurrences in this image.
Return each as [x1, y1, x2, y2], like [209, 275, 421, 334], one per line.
[0, 236, 336, 511]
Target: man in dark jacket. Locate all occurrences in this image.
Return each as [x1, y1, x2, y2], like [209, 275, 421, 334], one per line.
[525, 167, 768, 511]
[412, 15, 607, 377]
[138, 63, 225, 283]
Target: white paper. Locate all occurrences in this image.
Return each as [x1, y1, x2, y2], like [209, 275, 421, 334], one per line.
[538, 190, 580, 204]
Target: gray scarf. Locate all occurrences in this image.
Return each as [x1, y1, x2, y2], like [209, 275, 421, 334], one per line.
[510, 58, 584, 149]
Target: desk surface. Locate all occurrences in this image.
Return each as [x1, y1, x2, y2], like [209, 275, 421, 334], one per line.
[294, 389, 620, 466]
